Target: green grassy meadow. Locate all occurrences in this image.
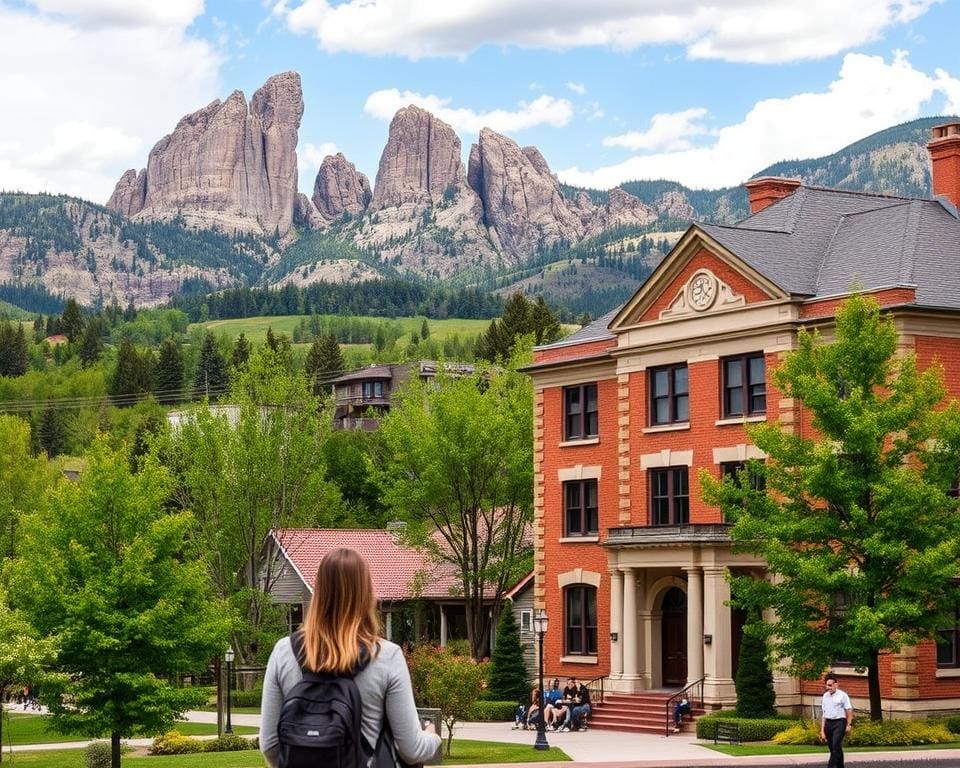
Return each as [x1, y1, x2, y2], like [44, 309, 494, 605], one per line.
[193, 315, 492, 347]
[1, 714, 255, 746]
[3, 740, 569, 767]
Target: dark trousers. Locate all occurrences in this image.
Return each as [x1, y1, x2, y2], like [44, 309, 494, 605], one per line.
[824, 718, 847, 768]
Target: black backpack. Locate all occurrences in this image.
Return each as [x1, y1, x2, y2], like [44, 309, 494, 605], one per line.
[277, 632, 370, 768]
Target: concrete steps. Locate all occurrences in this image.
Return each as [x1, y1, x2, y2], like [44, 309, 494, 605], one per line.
[590, 692, 703, 735]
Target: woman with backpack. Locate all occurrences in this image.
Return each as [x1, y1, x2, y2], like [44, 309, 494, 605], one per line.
[260, 547, 441, 768]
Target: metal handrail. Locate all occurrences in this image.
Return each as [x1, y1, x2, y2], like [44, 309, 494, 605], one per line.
[665, 677, 704, 736]
[582, 674, 606, 705]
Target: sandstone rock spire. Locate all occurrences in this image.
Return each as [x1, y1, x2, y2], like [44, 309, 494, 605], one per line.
[312, 153, 372, 223]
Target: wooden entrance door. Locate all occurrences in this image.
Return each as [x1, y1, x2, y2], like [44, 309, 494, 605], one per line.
[661, 587, 687, 685]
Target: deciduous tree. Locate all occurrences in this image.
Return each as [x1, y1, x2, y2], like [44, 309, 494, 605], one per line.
[379, 364, 533, 659]
[9, 438, 229, 768]
[703, 295, 960, 721]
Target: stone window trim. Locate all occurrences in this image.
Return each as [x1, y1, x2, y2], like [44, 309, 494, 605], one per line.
[559, 437, 600, 448]
[557, 465, 603, 482]
[712, 445, 767, 464]
[559, 535, 600, 544]
[640, 449, 694, 469]
[641, 422, 690, 434]
[557, 569, 602, 589]
[560, 655, 599, 664]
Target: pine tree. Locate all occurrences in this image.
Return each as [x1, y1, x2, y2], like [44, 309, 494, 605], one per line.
[421, 318, 430, 339]
[305, 333, 345, 397]
[9, 323, 28, 376]
[194, 332, 228, 398]
[488, 608, 529, 703]
[78, 320, 104, 366]
[60, 298, 84, 343]
[110, 340, 152, 404]
[231, 332, 252, 369]
[38, 406, 67, 457]
[0, 322, 12, 377]
[734, 622, 776, 718]
[154, 339, 184, 404]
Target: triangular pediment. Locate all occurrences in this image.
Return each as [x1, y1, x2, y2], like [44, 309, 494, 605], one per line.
[610, 225, 788, 331]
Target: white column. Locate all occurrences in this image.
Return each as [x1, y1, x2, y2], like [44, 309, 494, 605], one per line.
[684, 567, 704, 683]
[703, 566, 735, 704]
[609, 569, 624, 678]
[385, 611, 393, 641]
[440, 606, 448, 647]
[622, 567, 638, 678]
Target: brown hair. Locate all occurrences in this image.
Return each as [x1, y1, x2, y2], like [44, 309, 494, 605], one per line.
[300, 548, 380, 673]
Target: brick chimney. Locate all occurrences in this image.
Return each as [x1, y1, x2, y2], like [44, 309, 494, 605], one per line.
[744, 176, 802, 214]
[928, 122, 960, 210]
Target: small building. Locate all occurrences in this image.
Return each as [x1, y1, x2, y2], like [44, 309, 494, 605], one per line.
[261, 527, 497, 652]
[331, 360, 475, 430]
[505, 572, 537, 679]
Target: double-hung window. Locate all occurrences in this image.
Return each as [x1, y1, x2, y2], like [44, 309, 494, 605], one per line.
[564, 479, 599, 536]
[722, 353, 766, 417]
[650, 364, 689, 425]
[564, 585, 598, 655]
[650, 467, 689, 525]
[939, 607, 960, 668]
[563, 383, 598, 440]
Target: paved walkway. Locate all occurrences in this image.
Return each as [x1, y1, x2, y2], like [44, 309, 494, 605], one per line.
[7, 706, 960, 766]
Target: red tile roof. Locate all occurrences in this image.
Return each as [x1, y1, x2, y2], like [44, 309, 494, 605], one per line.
[270, 528, 463, 601]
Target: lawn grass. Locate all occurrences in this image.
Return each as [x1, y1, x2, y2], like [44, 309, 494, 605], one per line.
[705, 741, 960, 757]
[193, 315, 492, 346]
[1, 714, 254, 746]
[1, 740, 569, 767]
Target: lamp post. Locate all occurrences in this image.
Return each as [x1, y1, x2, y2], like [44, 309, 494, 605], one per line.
[224, 646, 235, 735]
[533, 609, 549, 751]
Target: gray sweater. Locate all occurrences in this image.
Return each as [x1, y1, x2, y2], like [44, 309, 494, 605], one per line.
[260, 636, 441, 767]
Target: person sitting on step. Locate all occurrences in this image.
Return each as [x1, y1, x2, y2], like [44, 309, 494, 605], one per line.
[673, 696, 691, 732]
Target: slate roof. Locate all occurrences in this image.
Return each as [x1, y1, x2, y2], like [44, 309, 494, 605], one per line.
[270, 528, 462, 601]
[535, 306, 619, 350]
[701, 186, 960, 307]
[330, 364, 398, 385]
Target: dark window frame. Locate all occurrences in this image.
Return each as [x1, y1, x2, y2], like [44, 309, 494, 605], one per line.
[939, 606, 960, 668]
[564, 479, 599, 537]
[649, 466, 690, 526]
[564, 585, 598, 656]
[649, 363, 689, 426]
[722, 353, 767, 417]
[563, 383, 599, 441]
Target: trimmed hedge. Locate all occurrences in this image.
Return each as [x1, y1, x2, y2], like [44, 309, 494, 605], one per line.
[231, 688, 263, 708]
[695, 713, 799, 741]
[774, 719, 955, 747]
[945, 715, 960, 734]
[468, 700, 517, 721]
[151, 731, 258, 755]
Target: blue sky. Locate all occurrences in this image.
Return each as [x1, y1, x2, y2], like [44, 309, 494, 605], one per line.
[2, 0, 959, 204]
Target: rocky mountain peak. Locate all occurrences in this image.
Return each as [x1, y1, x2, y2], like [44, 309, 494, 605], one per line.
[370, 105, 463, 211]
[312, 153, 372, 223]
[106, 71, 303, 237]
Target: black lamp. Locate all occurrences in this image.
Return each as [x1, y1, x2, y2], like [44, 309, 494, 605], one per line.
[533, 610, 550, 751]
[224, 645, 235, 735]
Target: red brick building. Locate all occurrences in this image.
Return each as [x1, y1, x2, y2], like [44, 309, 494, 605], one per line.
[525, 122, 960, 717]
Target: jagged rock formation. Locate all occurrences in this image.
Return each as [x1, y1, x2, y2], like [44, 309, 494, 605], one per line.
[293, 192, 326, 230]
[106, 169, 146, 217]
[370, 106, 463, 210]
[595, 188, 657, 232]
[312, 153, 372, 223]
[467, 128, 586, 258]
[106, 72, 303, 237]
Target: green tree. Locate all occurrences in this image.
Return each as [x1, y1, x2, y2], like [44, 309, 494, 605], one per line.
[702, 294, 960, 721]
[230, 332, 252, 370]
[0, 589, 58, 761]
[408, 645, 484, 757]
[59, 298, 84, 343]
[194, 332, 228, 398]
[379, 365, 533, 659]
[9, 438, 229, 768]
[420, 318, 430, 339]
[488, 608, 529, 703]
[322, 429, 385, 525]
[154, 339, 184, 404]
[77, 319, 104, 367]
[37, 406, 68, 458]
[477, 293, 563, 362]
[305, 332, 345, 397]
[734, 621, 776, 718]
[0, 415, 54, 560]
[159, 348, 348, 664]
[110, 339, 153, 404]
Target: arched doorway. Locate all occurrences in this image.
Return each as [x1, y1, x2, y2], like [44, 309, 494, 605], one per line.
[661, 587, 687, 686]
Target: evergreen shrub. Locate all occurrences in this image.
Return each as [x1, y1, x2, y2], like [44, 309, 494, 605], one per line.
[695, 713, 798, 741]
[467, 700, 517, 721]
[734, 623, 776, 718]
[83, 741, 112, 768]
[488, 609, 529, 703]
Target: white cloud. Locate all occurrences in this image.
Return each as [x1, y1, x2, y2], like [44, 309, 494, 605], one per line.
[566, 81, 586, 95]
[26, 0, 204, 29]
[0, 2, 222, 202]
[364, 89, 573, 134]
[559, 52, 960, 190]
[273, 0, 941, 63]
[299, 141, 339, 174]
[602, 108, 709, 152]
